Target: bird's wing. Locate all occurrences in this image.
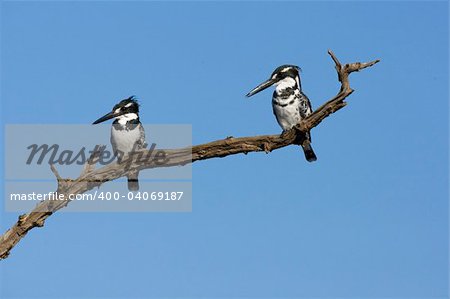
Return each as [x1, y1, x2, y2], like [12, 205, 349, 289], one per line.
[138, 124, 148, 148]
[298, 91, 313, 142]
[298, 91, 313, 119]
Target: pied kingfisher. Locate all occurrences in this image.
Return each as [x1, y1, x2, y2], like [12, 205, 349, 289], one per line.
[246, 65, 317, 162]
[93, 96, 147, 191]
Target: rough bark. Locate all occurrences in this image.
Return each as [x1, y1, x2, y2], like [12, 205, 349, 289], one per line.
[0, 51, 379, 260]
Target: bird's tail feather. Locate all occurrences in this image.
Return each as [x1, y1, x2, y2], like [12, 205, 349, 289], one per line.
[302, 141, 317, 162]
[127, 172, 139, 191]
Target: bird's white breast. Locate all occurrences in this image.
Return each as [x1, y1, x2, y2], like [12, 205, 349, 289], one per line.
[272, 96, 301, 131]
[111, 125, 143, 153]
[272, 76, 304, 130]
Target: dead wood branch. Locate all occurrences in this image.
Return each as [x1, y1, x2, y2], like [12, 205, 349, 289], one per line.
[0, 51, 379, 260]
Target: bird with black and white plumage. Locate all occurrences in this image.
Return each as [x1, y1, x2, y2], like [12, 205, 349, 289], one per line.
[246, 65, 317, 162]
[92, 96, 147, 191]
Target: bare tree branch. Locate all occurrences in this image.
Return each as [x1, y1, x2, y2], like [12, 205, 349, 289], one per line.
[0, 51, 380, 260]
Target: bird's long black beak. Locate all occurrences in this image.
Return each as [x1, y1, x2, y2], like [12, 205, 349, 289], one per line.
[246, 78, 277, 97]
[92, 111, 117, 124]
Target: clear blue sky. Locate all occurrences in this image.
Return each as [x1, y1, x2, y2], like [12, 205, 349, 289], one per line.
[0, 1, 448, 298]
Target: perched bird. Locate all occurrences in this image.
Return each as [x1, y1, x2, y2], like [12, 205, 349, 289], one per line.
[92, 96, 147, 191]
[246, 65, 317, 162]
